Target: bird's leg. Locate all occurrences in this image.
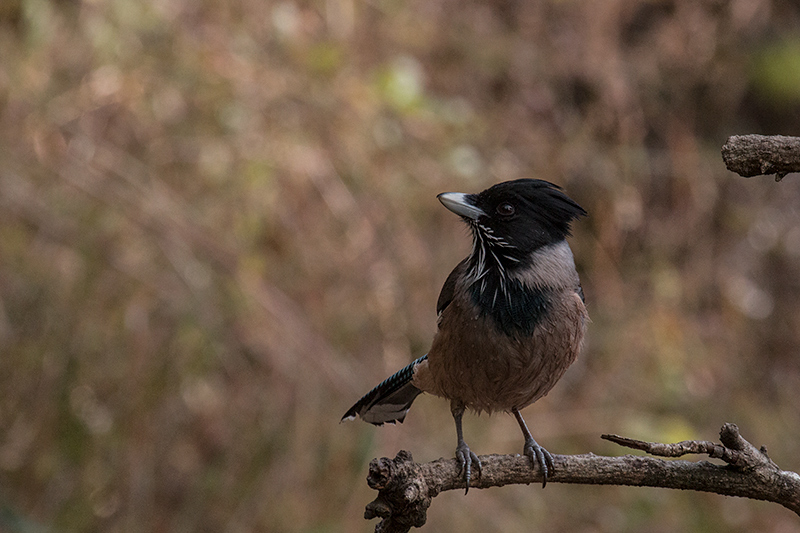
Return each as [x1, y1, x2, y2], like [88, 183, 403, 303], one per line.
[451, 402, 480, 493]
[513, 407, 554, 488]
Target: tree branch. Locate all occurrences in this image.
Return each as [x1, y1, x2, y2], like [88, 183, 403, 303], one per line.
[363, 423, 800, 533]
[721, 134, 800, 180]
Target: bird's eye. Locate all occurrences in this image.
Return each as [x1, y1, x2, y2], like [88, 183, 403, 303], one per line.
[496, 202, 515, 216]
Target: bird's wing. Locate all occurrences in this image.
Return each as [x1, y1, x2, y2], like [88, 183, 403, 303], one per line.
[437, 258, 469, 316]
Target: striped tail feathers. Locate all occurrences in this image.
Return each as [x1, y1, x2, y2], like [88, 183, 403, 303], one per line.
[341, 355, 428, 425]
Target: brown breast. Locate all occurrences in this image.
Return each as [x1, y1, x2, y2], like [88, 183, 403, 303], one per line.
[413, 288, 587, 414]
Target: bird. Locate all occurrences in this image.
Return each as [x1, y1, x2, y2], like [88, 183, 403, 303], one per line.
[341, 178, 588, 491]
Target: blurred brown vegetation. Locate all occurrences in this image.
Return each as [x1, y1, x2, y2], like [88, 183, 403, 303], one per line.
[2, 0, 800, 531]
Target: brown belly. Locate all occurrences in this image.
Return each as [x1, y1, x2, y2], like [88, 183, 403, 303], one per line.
[413, 290, 587, 414]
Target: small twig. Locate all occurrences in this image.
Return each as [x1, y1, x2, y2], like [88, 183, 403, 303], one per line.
[722, 134, 800, 180]
[601, 433, 744, 464]
[604, 436, 751, 471]
[362, 423, 800, 532]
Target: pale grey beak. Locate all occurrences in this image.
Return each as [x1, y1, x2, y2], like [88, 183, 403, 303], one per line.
[437, 192, 485, 220]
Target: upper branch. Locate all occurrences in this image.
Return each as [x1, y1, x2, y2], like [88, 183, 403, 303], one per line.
[363, 424, 800, 533]
[722, 134, 800, 180]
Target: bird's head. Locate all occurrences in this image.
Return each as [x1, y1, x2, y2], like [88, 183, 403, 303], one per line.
[437, 179, 586, 264]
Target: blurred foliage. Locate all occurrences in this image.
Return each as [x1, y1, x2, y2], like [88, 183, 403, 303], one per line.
[2, 0, 800, 531]
[751, 38, 800, 105]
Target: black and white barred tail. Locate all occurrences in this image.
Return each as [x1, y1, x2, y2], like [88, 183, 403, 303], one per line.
[341, 355, 427, 425]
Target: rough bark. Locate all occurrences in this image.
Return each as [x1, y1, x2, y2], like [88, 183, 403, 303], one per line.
[722, 134, 800, 180]
[363, 424, 800, 533]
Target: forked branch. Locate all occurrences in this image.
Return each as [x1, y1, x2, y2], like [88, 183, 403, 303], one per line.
[363, 424, 800, 533]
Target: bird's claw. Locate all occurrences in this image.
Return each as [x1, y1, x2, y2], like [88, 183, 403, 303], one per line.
[523, 437, 554, 488]
[455, 440, 481, 493]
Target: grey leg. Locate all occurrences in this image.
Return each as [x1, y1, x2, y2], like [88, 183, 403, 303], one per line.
[452, 402, 481, 493]
[513, 407, 554, 488]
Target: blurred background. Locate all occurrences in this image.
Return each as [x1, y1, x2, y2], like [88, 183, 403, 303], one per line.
[2, 0, 800, 531]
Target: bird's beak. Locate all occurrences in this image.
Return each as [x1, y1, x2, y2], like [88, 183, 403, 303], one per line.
[437, 192, 486, 221]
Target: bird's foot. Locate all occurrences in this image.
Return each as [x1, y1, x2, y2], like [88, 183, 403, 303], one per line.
[523, 436, 555, 488]
[455, 440, 481, 493]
